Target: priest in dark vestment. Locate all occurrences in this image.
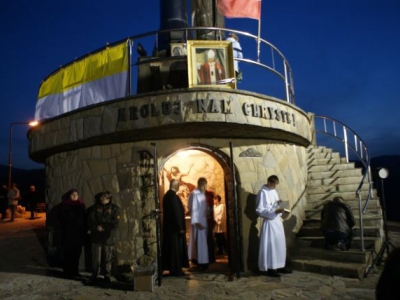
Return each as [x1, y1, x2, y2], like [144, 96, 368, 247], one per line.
[162, 179, 189, 276]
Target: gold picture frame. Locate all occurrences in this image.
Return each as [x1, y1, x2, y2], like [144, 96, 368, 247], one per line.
[187, 40, 236, 89]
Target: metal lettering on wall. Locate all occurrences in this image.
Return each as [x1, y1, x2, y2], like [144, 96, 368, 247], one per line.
[118, 99, 296, 126]
[242, 103, 296, 126]
[118, 101, 181, 121]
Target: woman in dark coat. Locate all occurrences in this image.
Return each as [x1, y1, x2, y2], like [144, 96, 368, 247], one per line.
[59, 188, 87, 278]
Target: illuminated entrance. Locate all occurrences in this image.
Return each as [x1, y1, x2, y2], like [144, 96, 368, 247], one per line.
[160, 148, 235, 273]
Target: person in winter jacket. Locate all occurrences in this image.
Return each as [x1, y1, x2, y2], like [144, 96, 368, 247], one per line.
[321, 196, 355, 250]
[7, 183, 20, 221]
[86, 191, 120, 284]
[59, 188, 87, 278]
[27, 185, 41, 220]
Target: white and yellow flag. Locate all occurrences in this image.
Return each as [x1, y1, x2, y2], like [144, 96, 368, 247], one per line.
[35, 41, 129, 120]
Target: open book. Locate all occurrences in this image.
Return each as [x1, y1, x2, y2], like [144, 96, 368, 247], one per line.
[279, 201, 291, 213]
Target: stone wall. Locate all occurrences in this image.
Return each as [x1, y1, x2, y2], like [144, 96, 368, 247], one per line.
[45, 138, 307, 272]
[31, 88, 312, 272]
[29, 89, 312, 163]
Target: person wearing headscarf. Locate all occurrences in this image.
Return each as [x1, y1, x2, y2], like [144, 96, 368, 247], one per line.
[59, 188, 87, 278]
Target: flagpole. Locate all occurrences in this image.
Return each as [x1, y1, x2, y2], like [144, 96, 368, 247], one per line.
[257, 0, 262, 62]
[128, 39, 132, 96]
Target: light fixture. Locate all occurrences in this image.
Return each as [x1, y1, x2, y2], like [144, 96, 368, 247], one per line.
[378, 167, 389, 179]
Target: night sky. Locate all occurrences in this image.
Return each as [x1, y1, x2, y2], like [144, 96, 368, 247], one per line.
[0, 0, 399, 170]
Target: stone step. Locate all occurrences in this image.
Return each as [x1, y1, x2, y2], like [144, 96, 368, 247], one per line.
[308, 169, 363, 180]
[306, 199, 380, 210]
[295, 236, 381, 252]
[304, 215, 382, 227]
[308, 183, 370, 194]
[305, 204, 380, 214]
[307, 146, 330, 153]
[308, 190, 370, 201]
[307, 157, 348, 165]
[297, 225, 382, 238]
[308, 176, 364, 186]
[302, 145, 377, 279]
[308, 163, 356, 173]
[288, 257, 366, 279]
[307, 152, 340, 159]
[305, 209, 381, 222]
[290, 246, 371, 264]
[303, 215, 382, 226]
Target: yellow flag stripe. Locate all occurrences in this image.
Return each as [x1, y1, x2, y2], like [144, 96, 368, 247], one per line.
[38, 41, 128, 99]
[34, 71, 128, 120]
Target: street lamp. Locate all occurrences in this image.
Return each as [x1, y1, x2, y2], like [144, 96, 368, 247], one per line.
[8, 121, 39, 188]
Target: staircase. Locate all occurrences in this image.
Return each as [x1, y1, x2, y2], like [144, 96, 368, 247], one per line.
[288, 146, 383, 279]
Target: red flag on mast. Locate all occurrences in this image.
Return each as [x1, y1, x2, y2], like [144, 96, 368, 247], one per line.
[217, 0, 261, 20]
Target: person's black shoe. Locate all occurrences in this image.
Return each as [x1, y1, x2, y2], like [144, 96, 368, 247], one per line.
[63, 274, 74, 279]
[266, 269, 281, 277]
[72, 273, 85, 280]
[337, 243, 347, 251]
[198, 264, 209, 271]
[104, 276, 111, 283]
[170, 271, 186, 277]
[191, 259, 199, 266]
[277, 267, 292, 274]
[63, 271, 79, 279]
[84, 277, 98, 285]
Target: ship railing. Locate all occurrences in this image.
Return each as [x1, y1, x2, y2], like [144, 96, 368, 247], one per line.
[41, 27, 295, 104]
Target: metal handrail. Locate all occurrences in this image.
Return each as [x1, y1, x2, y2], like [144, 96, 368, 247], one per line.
[40, 27, 295, 104]
[314, 115, 373, 251]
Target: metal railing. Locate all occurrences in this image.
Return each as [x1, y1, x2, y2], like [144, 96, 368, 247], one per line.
[314, 115, 373, 251]
[41, 27, 295, 104]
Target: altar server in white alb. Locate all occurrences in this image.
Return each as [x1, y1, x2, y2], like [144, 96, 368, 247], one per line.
[256, 175, 292, 277]
[188, 177, 209, 271]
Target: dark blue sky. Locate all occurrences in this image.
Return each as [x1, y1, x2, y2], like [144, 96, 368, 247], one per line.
[1, 0, 399, 169]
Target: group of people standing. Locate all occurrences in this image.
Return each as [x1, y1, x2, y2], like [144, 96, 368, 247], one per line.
[0, 183, 21, 222]
[56, 189, 120, 284]
[162, 174, 293, 278]
[162, 177, 228, 276]
[56, 174, 355, 283]
[0, 183, 41, 222]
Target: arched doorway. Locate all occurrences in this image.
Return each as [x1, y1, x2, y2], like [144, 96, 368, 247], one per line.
[159, 146, 238, 274]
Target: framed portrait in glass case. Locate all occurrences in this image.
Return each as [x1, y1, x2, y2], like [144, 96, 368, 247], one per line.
[187, 40, 236, 89]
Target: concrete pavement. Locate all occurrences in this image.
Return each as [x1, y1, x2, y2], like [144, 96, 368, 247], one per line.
[1, 213, 398, 299]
